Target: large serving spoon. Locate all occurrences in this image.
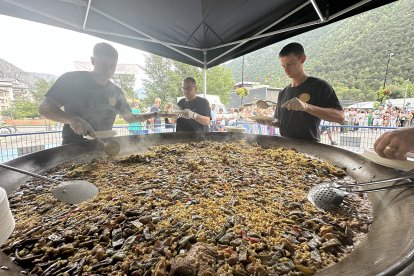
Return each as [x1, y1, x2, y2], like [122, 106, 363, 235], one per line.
[256, 100, 277, 109]
[307, 170, 414, 211]
[0, 163, 99, 204]
[243, 100, 277, 109]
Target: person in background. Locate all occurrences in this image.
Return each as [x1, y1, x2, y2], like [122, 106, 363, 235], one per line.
[320, 120, 337, 145]
[128, 101, 143, 135]
[164, 102, 176, 132]
[210, 103, 217, 131]
[149, 98, 162, 132]
[216, 107, 226, 132]
[38, 42, 160, 144]
[255, 42, 344, 142]
[374, 126, 414, 160]
[176, 77, 211, 132]
[227, 108, 238, 126]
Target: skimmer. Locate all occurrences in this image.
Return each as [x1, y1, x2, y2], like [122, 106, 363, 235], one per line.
[308, 170, 414, 211]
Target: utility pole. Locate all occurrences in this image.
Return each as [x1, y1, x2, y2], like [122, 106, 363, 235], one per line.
[241, 55, 245, 87]
[383, 52, 394, 89]
[403, 78, 410, 111]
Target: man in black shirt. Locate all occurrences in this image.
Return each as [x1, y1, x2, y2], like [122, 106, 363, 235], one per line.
[39, 43, 162, 144]
[176, 77, 211, 132]
[256, 42, 344, 142]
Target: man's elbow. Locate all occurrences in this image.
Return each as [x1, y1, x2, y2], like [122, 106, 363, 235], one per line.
[201, 118, 211, 126]
[38, 101, 48, 117]
[335, 112, 345, 124]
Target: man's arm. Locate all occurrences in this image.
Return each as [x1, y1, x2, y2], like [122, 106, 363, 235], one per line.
[305, 105, 344, 124]
[39, 97, 73, 124]
[39, 96, 96, 137]
[120, 109, 157, 124]
[282, 97, 344, 124]
[180, 109, 211, 126]
[193, 113, 210, 126]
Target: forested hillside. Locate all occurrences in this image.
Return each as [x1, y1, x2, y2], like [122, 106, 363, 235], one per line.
[0, 58, 56, 89]
[226, 0, 414, 102]
[0, 58, 36, 88]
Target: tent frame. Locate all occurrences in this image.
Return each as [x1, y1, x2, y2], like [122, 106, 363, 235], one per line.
[2, 0, 376, 95]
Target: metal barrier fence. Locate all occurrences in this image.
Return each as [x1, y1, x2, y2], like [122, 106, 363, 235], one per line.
[232, 123, 396, 152]
[0, 124, 174, 163]
[0, 123, 397, 163]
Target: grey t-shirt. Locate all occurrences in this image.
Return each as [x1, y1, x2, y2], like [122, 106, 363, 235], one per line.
[274, 77, 342, 141]
[45, 71, 130, 144]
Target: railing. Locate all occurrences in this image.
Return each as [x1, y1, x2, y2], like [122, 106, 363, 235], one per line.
[0, 123, 397, 163]
[232, 122, 396, 152]
[0, 124, 175, 163]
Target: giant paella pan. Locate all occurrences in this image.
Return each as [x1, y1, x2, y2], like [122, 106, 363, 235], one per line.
[1, 132, 414, 275]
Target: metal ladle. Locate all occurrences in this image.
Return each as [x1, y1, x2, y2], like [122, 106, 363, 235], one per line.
[256, 100, 276, 109]
[307, 170, 414, 211]
[243, 100, 277, 109]
[0, 163, 99, 204]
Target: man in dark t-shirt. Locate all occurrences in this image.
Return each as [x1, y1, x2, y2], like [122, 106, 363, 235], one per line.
[39, 43, 163, 144]
[176, 77, 211, 132]
[255, 43, 344, 142]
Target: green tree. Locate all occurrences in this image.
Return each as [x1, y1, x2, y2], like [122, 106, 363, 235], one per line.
[387, 77, 414, 99]
[33, 79, 55, 103]
[112, 74, 136, 100]
[141, 55, 181, 107]
[332, 83, 366, 102]
[202, 66, 234, 104]
[142, 54, 235, 107]
[2, 100, 39, 119]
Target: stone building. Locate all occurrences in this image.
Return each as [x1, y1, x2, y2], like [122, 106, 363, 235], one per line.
[0, 78, 32, 113]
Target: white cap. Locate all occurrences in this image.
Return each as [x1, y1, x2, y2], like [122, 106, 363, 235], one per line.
[0, 187, 15, 246]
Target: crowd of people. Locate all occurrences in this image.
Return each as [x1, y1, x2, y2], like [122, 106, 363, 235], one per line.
[210, 105, 275, 132]
[342, 107, 414, 128]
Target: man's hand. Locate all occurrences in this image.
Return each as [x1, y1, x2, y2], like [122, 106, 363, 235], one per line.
[69, 116, 96, 138]
[281, 97, 308, 111]
[180, 109, 199, 120]
[374, 127, 414, 160]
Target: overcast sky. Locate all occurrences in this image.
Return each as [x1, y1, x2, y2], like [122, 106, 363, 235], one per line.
[0, 14, 146, 86]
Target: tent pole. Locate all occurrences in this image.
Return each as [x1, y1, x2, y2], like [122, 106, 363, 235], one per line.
[203, 50, 207, 98]
[82, 0, 92, 29]
[310, 0, 325, 22]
